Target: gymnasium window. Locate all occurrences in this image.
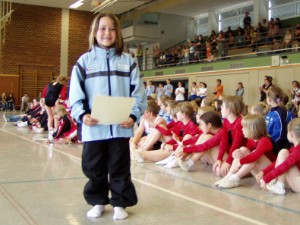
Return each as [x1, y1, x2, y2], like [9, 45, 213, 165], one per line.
[268, 0, 300, 20]
[218, 3, 254, 31]
[195, 15, 209, 36]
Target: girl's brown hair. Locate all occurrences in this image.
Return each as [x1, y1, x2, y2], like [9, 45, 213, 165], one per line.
[88, 13, 124, 55]
[146, 100, 159, 116]
[177, 102, 195, 119]
[242, 114, 267, 139]
[200, 111, 222, 128]
[56, 75, 68, 83]
[250, 102, 269, 116]
[222, 96, 244, 116]
[54, 105, 68, 116]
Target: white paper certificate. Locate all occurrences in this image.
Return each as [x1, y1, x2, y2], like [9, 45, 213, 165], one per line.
[91, 96, 135, 125]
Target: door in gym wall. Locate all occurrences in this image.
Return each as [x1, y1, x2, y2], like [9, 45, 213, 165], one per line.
[20, 65, 56, 101]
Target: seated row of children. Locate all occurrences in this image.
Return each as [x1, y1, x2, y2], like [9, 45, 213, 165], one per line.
[3, 98, 79, 144]
[130, 86, 300, 196]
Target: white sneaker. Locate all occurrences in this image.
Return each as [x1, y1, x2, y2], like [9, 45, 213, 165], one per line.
[163, 159, 179, 168]
[156, 155, 174, 165]
[48, 131, 54, 142]
[17, 121, 28, 127]
[266, 182, 286, 195]
[177, 158, 194, 172]
[87, 205, 105, 218]
[217, 180, 240, 189]
[113, 207, 128, 220]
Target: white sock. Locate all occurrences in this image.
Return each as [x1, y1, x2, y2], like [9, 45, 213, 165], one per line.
[276, 181, 285, 189]
[113, 207, 128, 220]
[228, 174, 240, 182]
[87, 205, 105, 218]
[164, 159, 179, 168]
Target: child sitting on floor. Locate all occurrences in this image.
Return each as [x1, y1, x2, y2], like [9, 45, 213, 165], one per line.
[256, 118, 300, 195]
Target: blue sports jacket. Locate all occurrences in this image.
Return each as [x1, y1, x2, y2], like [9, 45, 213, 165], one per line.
[69, 46, 147, 142]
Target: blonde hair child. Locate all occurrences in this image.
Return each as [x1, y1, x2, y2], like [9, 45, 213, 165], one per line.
[257, 118, 300, 195]
[265, 86, 290, 150]
[215, 115, 276, 188]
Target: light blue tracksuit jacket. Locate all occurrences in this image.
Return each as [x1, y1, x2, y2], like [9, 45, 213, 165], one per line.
[69, 46, 147, 142]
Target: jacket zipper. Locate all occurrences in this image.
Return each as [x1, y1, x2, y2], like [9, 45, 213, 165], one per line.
[106, 50, 113, 138]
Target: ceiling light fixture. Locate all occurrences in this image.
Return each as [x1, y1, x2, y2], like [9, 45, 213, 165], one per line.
[69, 0, 84, 9]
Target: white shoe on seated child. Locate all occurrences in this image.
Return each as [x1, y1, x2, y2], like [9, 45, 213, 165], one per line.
[163, 158, 179, 169]
[87, 205, 105, 218]
[266, 181, 286, 195]
[177, 158, 194, 172]
[156, 154, 174, 165]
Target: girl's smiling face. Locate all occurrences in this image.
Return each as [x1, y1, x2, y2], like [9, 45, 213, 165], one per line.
[95, 16, 117, 49]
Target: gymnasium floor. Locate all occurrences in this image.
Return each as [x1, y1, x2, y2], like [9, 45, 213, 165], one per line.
[1, 112, 300, 225]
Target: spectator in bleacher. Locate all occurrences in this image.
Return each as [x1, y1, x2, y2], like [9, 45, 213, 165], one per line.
[250, 26, 258, 51]
[282, 29, 292, 49]
[159, 51, 166, 65]
[275, 18, 282, 29]
[243, 12, 252, 29]
[261, 19, 268, 33]
[210, 32, 218, 55]
[136, 44, 143, 71]
[216, 32, 226, 58]
[227, 31, 235, 48]
[188, 41, 195, 62]
[258, 21, 266, 35]
[152, 45, 160, 67]
[236, 30, 245, 48]
[267, 23, 277, 44]
[269, 18, 275, 25]
[165, 50, 172, 64]
[244, 27, 251, 45]
[182, 44, 189, 64]
[270, 37, 281, 52]
[195, 35, 205, 61]
[164, 79, 173, 97]
[205, 41, 214, 62]
[293, 26, 300, 52]
[170, 48, 180, 65]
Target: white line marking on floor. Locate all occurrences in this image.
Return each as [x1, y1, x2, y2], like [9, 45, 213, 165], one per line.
[133, 177, 268, 225]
